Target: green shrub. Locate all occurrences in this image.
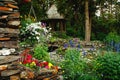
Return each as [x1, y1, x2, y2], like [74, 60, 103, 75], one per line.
[94, 52, 120, 80]
[105, 32, 120, 52]
[19, 16, 35, 47]
[105, 32, 120, 43]
[76, 73, 99, 80]
[52, 32, 71, 39]
[61, 49, 86, 80]
[33, 44, 50, 61]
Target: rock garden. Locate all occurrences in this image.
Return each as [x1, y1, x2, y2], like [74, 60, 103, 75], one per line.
[0, 0, 120, 80]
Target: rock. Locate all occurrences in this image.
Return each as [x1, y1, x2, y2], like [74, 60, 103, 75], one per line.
[0, 38, 10, 41]
[0, 41, 19, 48]
[0, 2, 4, 6]
[0, 6, 13, 11]
[7, 3, 19, 9]
[0, 15, 8, 19]
[37, 69, 58, 76]
[0, 33, 19, 37]
[0, 65, 8, 70]
[0, 0, 20, 48]
[1, 70, 20, 76]
[8, 12, 20, 19]
[0, 28, 20, 34]
[3, 1, 17, 5]
[0, 56, 20, 65]
[7, 21, 20, 26]
[58, 75, 63, 80]
[0, 48, 16, 55]
[0, 22, 6, 26]
[20, 71, 27, 79]
[20, 71, 34, 79]
[0, 10, 15, 13]
[10, 75, 20, 80]
[0, 0, 15, 2]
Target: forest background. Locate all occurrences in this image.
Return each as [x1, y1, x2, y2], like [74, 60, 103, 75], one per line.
[18, 0, 120, 42]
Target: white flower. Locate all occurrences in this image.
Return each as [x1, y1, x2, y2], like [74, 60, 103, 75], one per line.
[25, 22, 52, 42]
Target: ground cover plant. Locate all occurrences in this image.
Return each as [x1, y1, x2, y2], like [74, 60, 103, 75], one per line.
[60, 49, 87, 80]
[60, 48, 100, 80]
[94, 52, 120, 80]
[33, 44, 50, 62]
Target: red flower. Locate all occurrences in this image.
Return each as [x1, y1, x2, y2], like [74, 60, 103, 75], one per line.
[32, 59, 38, 64]
[38, 61, 48, 67]
[43, 61, 48, 66]
[22, 54, 32, 64]
[38, 63, 44, 67]
[26, 54, 32, 59]
[23, 60, 27, 64]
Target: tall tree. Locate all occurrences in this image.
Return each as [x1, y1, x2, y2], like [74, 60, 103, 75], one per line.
[56, 0, 96, 41]
[85, 0, 90, 42]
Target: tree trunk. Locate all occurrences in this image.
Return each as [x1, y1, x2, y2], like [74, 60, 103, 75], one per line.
[85, 0, 90, 42]
[89, 14, 92, 39]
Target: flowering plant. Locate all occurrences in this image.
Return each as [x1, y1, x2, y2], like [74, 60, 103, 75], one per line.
[19, 54, 53, 69]
[19, 49, 56, 69]
[20, 21, 51, 46]
[26, 22, 51, 41]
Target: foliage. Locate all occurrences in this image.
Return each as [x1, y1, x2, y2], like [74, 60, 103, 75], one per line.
[20, 15, 35, 33]
[92, 14, 120, 41]
[76, 73, 99, 80]
[19, 48, 56, 71]
[20, 19, 51, 47]
[18, 0, 31, 15]
[55, 0, 82, 39]
[90, 0, 120, 41]
[60, 48, 100, 80]
[104, 32, 120, 52]
[19, 16, 34, 46]
[61, 49, 87, 80]
[33, 44, 50, 62]
[66, 24, 85, 39]
[105, 32, 120, 43]
[18, 0, 47, 21]
[52, 32, 71, 39]
[55, 0, 97, 40]
[18, 0, 120, 40]
[94, 52, 120, 80]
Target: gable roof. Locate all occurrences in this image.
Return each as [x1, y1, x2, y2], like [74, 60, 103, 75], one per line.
[46, 4, 64, 19]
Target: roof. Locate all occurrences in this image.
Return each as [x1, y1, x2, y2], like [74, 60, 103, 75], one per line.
[46, 4, 64, 19]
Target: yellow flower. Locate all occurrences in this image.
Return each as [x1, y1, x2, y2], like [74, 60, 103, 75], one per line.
[30, 61, 36, 67]
[48, 63, 53, 68]
[19, 62, 22, 64]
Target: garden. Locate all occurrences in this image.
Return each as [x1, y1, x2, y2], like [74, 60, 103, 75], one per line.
[0, 0, 120, 80]
[18, 17, 120, 80]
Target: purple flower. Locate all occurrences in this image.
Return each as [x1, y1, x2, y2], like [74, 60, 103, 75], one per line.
[41, 22, 46, 27]
[63, 43, 68, 49]
[69, 40, 75, 47]
[69, 40, 73, 45]
[77, 44, 81, 48]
